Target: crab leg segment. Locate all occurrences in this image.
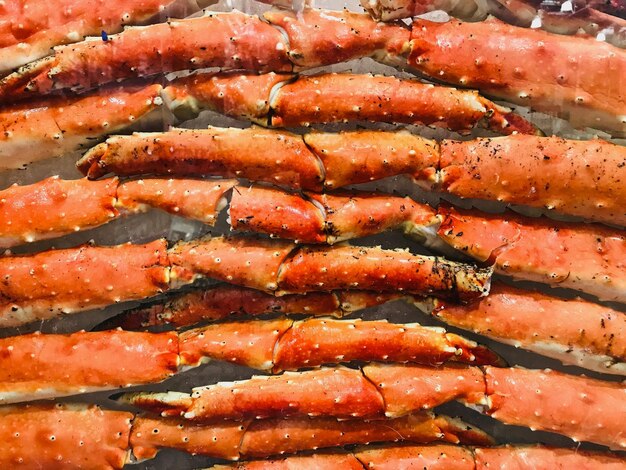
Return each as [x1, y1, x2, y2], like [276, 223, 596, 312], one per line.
[408, 18, 626, 136]
[0, 0, 203, 73]
[0, 11, 292, 101]
[437, 206, 626, 302]
[0, 404, 132, 470]
[79, 126, 326, 188]
[275, 245, 490, 300]
[473, 445, 626, 469]
[214, 444, 626, 469]
[0, 317, 497, 403]
[0, 83, 164, 170]
[124, 363, 626, 449]
[262, 9, 410, 69]
[230, 185, 326, 244]
[434, 282, 626, 375]
[484, 366, 626, 449]
[116, 178, 235, 224]
[0, 239, 170, 326]
[163, 72, 289, 125]
[230, 186, 439, 244]
[168, 236, 296, 293]
[304, 129, 439, 190]
[0, 176, 118, 247]
[438, 135, 626, 227]
[164, 72, 540, 135]
[0, 176, 235, 248]
[0, 330, 179, 403]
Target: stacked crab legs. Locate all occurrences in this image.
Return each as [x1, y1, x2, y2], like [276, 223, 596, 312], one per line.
[104, 280, 626, 376]
[0, 9, 623, 135]
[2, 169, 624, 374]
[0, 402, 493, 468]
[77, 126, 626, 226]
[0, 321, 624, 451]
[3, 174, 624, 303]
[125, 363, 626, 450]
[0, 71, 538, 170]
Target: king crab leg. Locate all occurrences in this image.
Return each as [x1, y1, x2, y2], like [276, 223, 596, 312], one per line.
[0, 239, 171, 325]
[0, 176, 236, 248]
[163, 72, 539, 135]
[406, 16, 626, 136]
[2, 175, 623, 311]
[0, 11, 292, 101]
[436, 205, 626, 302]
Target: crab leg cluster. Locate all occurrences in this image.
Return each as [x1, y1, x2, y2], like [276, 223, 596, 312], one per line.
[78, 127, 626, 226]
[105, 280, 626, 376]
[0, 403, 491, 468]
[165, 72, 537, 135]
[0, 317, 500, 403]
[2, 173, 624, 303]
[229, 187, 626, 302]
[0, 327, 623, 451]
[0, 235, 491, 325]
[121, 363, 626, 450]
[0, 8, 623, 134]
[0, 70, 538, 170]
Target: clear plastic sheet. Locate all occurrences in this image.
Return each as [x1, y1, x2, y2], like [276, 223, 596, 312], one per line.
[0, 0, 624, 467]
